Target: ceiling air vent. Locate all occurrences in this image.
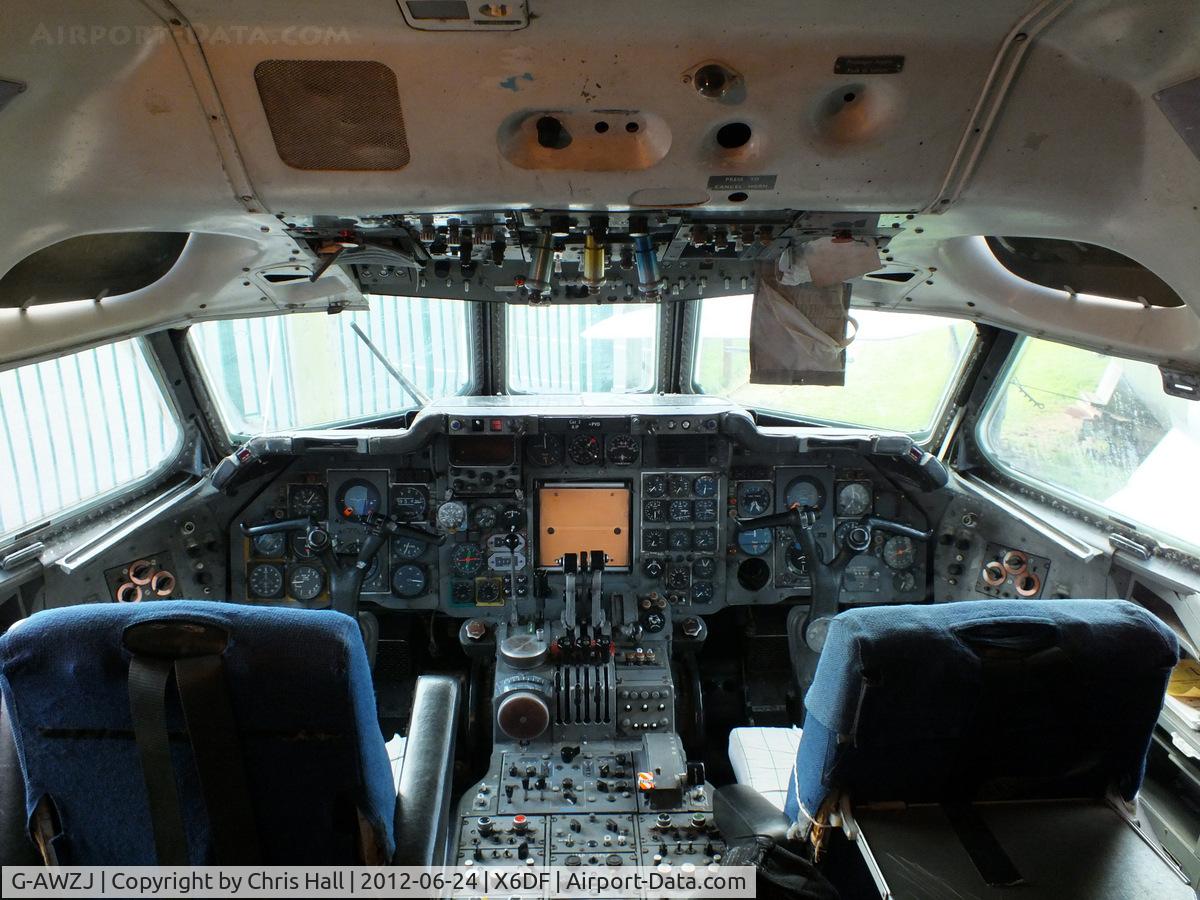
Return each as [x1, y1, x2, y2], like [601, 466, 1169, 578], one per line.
[255, 60, 409, 171]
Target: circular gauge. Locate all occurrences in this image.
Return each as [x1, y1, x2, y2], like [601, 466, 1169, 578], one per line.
[289, 485, 327, 519]
[644, 474, 667, 497]
[669, 529, 691, 551]
[786, 542, 810, 576]
[669, 500, 693, 522]
[784, 477, 825, 512]
[737, 528, 772, 556]
[692, 528, 717, 551]
[436, 500, 468, 532]
[476, 579, 502, 604]
[393, 486, 428, 521]
[737, 483, 771, 517]
[643, 500, 666, 522]
[567, 434, 603, 466]
[692, 581, 715, 603]
[882, 535, 917, 570]
[666, 566, 691, 590]
[606, 435, 641, 465]
[287, 564, 324, 602]
[291, 532, 315, 559]
[336, 480, 382, 520]
[471, 505, 498, 531]
[393, 536, 426, 561]
[450, 543, 486, 578]
[893, 570, 917, 592]
[252, 531, 286, 558]
[526, 434, 564, 467]
[667, 475, 692, 498]
[641, 610, 667, 633]
[693, 556, 716, 579]
[836, 483, 872, 518]
[391, 564, 428, 598]
[247, 563, 284, 599]
[642, 529, 667, 552]
[500, 506, 525, 531]
[693, 475, 718, 498]
[694, 499, 718, 521]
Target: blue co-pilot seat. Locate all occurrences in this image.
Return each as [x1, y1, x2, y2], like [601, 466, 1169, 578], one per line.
[774, 599, 1187, 898]
[0, 602, 402, 865]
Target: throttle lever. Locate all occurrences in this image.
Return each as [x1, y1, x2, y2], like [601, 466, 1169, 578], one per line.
[864, 517, 932, 541]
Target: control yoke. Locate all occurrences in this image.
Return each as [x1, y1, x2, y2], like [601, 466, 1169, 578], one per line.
[239, 514, 444, 615]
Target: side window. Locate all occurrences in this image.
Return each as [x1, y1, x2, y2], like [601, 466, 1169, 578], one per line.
[979, 337, 1200, 551]
[0, 340, 182, 541]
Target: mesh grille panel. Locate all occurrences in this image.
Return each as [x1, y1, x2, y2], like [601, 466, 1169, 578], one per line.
[254, 59, 410, 171]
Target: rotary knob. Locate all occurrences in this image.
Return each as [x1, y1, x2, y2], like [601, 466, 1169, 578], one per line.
[497, 690, 550, 741]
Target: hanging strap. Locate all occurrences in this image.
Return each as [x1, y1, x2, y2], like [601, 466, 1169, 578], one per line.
[124, 619, 262, 865]
[127, 655, 189, 865]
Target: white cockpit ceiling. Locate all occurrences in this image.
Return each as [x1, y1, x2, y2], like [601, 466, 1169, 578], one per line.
[0, 0, 1198, 367]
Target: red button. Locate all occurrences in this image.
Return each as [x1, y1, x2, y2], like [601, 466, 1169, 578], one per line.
[490, 419, 504, 432]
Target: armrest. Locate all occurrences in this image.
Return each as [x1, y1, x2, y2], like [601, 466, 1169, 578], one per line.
[392, 675, 461, 865]
[714, 783, 792, 845]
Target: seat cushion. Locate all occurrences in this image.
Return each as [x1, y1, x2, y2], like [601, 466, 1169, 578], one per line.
[0, 601, 395, 864]
[728, 726, 802, 810]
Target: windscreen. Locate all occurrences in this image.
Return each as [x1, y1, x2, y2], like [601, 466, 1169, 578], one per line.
[189, 296, 474, 436]
[692, 295, 976, 437]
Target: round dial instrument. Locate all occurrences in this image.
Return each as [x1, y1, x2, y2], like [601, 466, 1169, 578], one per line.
[450, 543, 486, 578]
[476, 579, 502, 604]
[667, 475, 691, 497]
[737, 528, 772, 556]
[643, 500, 666, 522]
[692, 556, 716, 579]
[247, 563, 284, 599]
[500, 506, 525, 531]
[391, 564, 428, 598]
[836, 483, 872, 518]
[786, 542, 810, 576]
[525, 434, 564, 467]
[436, 500, 468, 532]
[471, 505, 498, 531]
[692, 581, 715, 603]
[336, 480, 382, 520]
[784, 477, 825, 512]
[291, 532, 315, 559]
[606, 434, 640, 465]
[289, 485, 327, 519]
[392, 536, 426, 561]
[669, 529, 691, 551]
[251, 531, 286, 558]
[737, 483, 771, 516]
[668, 500, 693, 522]
[693, 475, 718, 498]
[642, 529, 667, 552]
[882, 535, 917, 570]
[392, 486, 428, 521]
[692, 528, 717, 551]
[567, 434, 603, 466]
[287, 564, 324, 602]
[643, 474, 667, 497]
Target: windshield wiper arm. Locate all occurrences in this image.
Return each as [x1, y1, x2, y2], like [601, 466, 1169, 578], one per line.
[349, 322, 430, 405]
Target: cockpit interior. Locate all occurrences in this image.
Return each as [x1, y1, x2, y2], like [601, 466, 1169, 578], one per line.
[2, 3, 1200, 898]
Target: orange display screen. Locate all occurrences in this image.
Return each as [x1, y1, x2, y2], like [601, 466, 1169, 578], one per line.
[537, 485, 631, 568]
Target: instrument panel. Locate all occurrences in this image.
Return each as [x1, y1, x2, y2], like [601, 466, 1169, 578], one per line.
[230, 404, 934, 616]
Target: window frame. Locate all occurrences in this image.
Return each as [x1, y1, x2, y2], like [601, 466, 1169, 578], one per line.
[0, 337, 187, 548]
[683, 298, 980, 442]
[499, 302, 662, 396]
[974, 334, 1199, 555]
[185, 300, 483, 441]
